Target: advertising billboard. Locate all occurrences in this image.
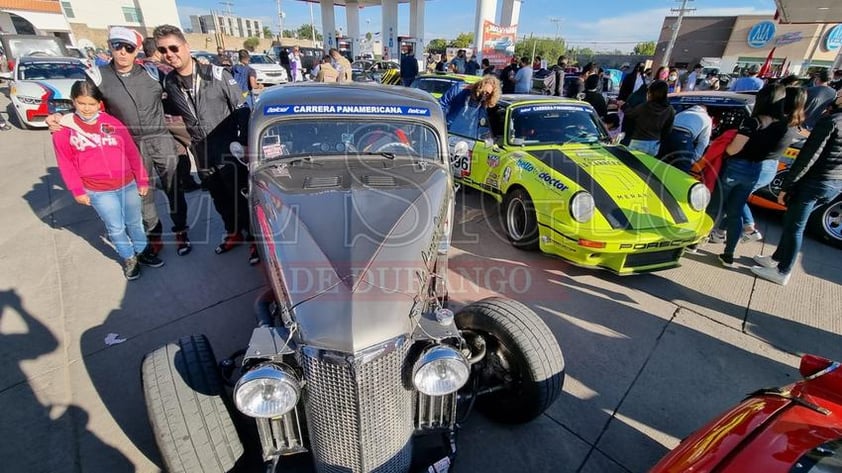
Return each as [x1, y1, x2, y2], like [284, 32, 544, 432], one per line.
[481, 20, 518, 68]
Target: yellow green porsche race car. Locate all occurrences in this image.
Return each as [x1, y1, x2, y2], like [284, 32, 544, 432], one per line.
[411, 73, 482, 98]
[447, 95, 714, 274]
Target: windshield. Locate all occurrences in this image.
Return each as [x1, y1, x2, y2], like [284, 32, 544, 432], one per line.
[412, 77, 462, 96]
[259, 119, 442, 161]
[18, 61, 87, 80]
[509, 104, 608, 145]
[7, 37, 66, 58]
[250, 55, 272, 64]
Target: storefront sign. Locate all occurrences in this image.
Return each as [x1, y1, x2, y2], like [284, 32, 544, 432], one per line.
[747, 21, 776, 48]
[825, 24, 842, 51]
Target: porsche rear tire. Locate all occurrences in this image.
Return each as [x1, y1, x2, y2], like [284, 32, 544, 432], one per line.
[809, 195, 842, 249]
[456, 297, 565, 424]
[503, 188, 539, 250]
[142, 335, 244, 473]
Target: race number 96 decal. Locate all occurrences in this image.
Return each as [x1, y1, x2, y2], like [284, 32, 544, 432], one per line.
[448, 136, 473, 177]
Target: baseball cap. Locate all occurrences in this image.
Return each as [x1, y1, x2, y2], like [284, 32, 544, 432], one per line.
[108, 26, 142, 48]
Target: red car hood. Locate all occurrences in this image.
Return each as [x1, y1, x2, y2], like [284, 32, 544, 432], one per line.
[652, 356, 842, 473]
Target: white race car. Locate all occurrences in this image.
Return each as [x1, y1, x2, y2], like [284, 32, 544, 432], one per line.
[1, 56, 98, 129]
[247, 54, 288, 85]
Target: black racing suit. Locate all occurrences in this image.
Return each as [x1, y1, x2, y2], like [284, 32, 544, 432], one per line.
[163, 59, 250, 237]
[95, 63, 188, 234]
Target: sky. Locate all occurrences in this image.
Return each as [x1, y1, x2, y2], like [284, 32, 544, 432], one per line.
[174, 0, 776, 52]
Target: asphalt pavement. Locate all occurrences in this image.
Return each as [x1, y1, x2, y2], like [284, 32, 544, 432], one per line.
[1, 90, 840, 473]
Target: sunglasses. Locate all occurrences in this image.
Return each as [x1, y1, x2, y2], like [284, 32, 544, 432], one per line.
[110, 41, 136, 53]
[157, 45, 180, 55]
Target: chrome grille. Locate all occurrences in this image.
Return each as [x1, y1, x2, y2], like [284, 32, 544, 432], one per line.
[415, 392, 457, 430]
[300, 338, 413, 473]
[256, 405, 308, 459]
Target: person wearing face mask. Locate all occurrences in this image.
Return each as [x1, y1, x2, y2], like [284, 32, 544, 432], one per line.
[751, 89, 842, 286]
[439, 75, 502, 128]
[46, 27, 191, 259]
[52, 81, 159, 280]
[666, 67, 681, 93]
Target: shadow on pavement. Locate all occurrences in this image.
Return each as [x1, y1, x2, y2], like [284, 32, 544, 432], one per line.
[0, 288, 132, 472]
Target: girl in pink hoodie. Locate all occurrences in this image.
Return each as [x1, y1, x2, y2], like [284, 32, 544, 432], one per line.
[52, 80, 162, 280]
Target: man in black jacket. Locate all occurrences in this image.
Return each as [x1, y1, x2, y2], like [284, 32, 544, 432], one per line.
[47, 26, 191, 258]
[751, 93, 842, 285]
[153, 24, 257, 265]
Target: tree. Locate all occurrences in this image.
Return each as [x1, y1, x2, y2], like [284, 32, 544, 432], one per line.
[243, 36, 260, 52]
[514, 36, 566, 64]
[427, 38, 448, 53]
[449, 32, 473, 49]
[297, 24, 323, 41]
[283, 29, 297, 38]
[262, 26, 272, 39]
[633, 41, 656, 56]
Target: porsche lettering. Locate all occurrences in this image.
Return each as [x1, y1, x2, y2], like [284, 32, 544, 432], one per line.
[619, 239, 696, 250]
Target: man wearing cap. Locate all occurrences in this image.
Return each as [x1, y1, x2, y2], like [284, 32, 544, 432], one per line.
[729, 65, 764, 92]
[47, 26, 192, 257]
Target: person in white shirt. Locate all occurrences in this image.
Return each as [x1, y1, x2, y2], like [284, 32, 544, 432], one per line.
[288, 46, 303, 82]
[685, 64, 702, 91]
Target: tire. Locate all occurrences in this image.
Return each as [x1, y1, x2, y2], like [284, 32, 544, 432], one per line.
[456, 297, 564, 424]
[809, 195, 842, 249]
[502, 188, 539, 250]
[142, 335, 244, 473]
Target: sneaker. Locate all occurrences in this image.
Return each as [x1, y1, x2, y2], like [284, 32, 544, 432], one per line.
[741, 230, 763, 242]
[752, 254, 778, 269]
[137, 248, 165, 268]
[123, 256, 140, 280]
[148, 234, 164, 255]
[175, 230, 192, 256]
[684, 244, 701, 255]
[215, 232, 244, 254]
[708, 229, 726, 244]
[717, 253, 735, 268]
[248, 243, 260, 265]
[751, 265, 791, 286]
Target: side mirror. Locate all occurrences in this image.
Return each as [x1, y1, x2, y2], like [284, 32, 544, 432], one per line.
[483, 137, 495, 148]
[452, 140, 470, 158]
[230, 142, 248, 166]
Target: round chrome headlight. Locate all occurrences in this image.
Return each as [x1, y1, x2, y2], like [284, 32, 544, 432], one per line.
[412, 345, 470, 396]
[234, 364, 300, 418]
[570, 192, 595, 223]
[688, 183, 711, 211]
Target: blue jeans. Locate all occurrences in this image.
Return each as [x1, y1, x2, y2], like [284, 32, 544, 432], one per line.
[658, 129, 695, 172]
[710, 159, 764, 256]
[88, 181, 147, 261]
[628, 139, 660, 156]
[772, 179, 842, 274]
[717, 159, 778, 231]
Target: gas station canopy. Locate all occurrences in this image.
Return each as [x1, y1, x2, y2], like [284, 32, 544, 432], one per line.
[774, 0, 842, 24]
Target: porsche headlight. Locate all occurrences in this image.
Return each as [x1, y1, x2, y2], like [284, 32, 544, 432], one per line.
[412, 345, 470, 396]
[234, 364, 300, 418]
[689, 183, 710, 211]
[570, 192, 595, 223]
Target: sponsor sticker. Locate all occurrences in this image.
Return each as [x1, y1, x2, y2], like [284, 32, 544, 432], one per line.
[487, 154, 500, 168]
[503, 166, 512, 183]
[263, 143, 287, 159]
[264, 104, 431, 116]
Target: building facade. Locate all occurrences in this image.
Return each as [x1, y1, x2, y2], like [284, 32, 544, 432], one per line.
[189, 13, 263, 39]
[0, 0, 73, 44]
[654, 14, 842, 75]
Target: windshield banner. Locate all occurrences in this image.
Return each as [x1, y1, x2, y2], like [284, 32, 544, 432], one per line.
[481, 20, 518, 69]
[264, 104, 431, 116]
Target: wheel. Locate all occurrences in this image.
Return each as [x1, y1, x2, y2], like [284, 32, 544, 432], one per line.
[141, 335, 244, 473]
[502, 188, 539, 250]
[809, 195, 842, 249]
[456, 297, 564, 424]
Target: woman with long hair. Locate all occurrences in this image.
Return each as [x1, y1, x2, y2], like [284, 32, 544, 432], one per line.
[624, 80, 675, 156]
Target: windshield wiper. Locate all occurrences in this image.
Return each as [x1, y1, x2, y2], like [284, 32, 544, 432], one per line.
[355, 152, 396, 160]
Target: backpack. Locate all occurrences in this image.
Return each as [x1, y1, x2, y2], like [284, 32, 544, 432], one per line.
[231, 64, 251, 92]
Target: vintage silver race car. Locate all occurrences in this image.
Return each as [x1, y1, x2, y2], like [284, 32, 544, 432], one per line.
[141, 84, 565, 473]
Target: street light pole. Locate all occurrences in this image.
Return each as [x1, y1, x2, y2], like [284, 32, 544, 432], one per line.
[549, 17, 561, 40]
[277, 0, 283, 39]
[662, 0, 694, 68]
